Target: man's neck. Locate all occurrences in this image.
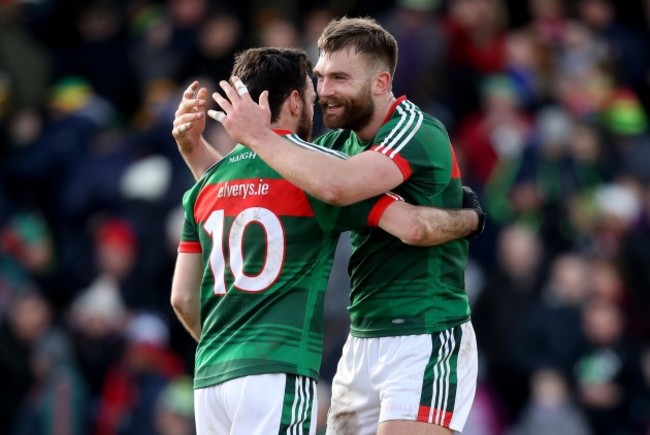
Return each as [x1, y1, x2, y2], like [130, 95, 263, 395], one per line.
[270, 122, 294, 135]
[354, 94, 397, 142]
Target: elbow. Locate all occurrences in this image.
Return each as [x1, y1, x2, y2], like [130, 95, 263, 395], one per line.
[317, 182, 351, 206]
[400, 224, 428, 246]
[170, 292, 189, 315]
[400, 221, 446, 246]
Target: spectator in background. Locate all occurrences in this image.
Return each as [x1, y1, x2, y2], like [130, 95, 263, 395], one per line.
[0, 212, 55, 304]
[0, 289, 54, 431]
[380, 0, 447, 117]
[508, 368, 592, 435]
[176, 9, 242, 87]
[456, 74, 533, 189]
[11, 330, 89, 435]
[153, 376, 195, 435]
[94, 313, 185, 435]
[472, 223, 544, 421]
[574, 297, 647, 434]
[513, 254, 590, 379]
[441, 0, 508, 118]
[577, 0, 649, 109]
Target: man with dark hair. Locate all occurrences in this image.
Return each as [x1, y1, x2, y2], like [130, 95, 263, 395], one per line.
[171, 47, 481, 434]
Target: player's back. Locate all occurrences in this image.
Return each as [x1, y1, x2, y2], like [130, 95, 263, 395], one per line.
[179, 135, 383, 389]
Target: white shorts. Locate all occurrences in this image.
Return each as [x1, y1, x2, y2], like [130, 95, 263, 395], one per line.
[195, 373, 318, 435]
[327, 322, 478, 434]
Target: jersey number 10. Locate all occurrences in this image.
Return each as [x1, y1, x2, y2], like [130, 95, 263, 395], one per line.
[204, 207, 285, 295]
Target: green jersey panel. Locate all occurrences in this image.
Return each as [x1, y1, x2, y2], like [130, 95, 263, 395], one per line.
[314, 97, 471, 337]
[179, 136, 389, 389]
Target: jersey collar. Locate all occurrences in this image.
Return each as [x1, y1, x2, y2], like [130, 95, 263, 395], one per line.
[382, 95, 408, 125]
[272, 129, 293, 136]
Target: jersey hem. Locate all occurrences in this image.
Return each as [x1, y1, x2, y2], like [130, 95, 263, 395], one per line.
[349, 317, 471, 338]
[193, 365, 318, 389]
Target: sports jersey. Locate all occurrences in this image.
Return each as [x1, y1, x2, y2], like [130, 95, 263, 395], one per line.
[314, 96, 470, 338]
[178, 131, 395, 389]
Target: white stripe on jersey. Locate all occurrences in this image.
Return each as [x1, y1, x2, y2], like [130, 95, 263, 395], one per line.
[285, 134, 350, 160]
[374, 100, 423, 159]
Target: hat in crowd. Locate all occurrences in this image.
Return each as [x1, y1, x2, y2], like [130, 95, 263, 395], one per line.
[49, 76, 93, 113]
[602, 89, 648, 136]
[536, 106, 573, 146]
[481, 74, 519, 105]
[69, 275, 128, 330]
[594, 183, 641, 223]
[120, 155, 172, 202]
[95, 219, 137, 251]
[125, 312, 169, 348]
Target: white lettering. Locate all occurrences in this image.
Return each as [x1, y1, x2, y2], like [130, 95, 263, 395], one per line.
[217, 180, 270, 199]
[228, 151, 257, 164]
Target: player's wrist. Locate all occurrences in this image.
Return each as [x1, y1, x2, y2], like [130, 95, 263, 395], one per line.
[461, 186, 486, 240]
[465, 208, 486, 240]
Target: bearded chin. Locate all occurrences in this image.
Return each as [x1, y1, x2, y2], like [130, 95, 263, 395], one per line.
[322, 89, 375, 132]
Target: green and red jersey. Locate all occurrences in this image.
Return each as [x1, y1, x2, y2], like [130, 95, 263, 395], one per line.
[178, 131, 395, 389]
[314, 96, 471, 337]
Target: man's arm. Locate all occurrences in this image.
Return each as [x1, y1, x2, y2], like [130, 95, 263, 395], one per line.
[172, 81, 222, 180]
[378, 187, 486, 246]
[170, 252, 203, 341]
[211, 78, 403, 206]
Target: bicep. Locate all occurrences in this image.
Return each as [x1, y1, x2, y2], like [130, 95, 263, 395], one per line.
[337, 151, 404, 204]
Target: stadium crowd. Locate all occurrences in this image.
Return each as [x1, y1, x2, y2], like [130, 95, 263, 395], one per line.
[1, 0, 650, 434]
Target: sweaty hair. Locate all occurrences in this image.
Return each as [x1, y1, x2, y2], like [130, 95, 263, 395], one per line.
[317, 17, 398, 76]
[231, 48, 312, 123]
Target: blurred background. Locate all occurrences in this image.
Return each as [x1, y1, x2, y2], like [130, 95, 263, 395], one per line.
[1, 0, 650, 434]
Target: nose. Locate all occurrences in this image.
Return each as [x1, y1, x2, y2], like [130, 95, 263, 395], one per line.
[318, 77, 334, 99]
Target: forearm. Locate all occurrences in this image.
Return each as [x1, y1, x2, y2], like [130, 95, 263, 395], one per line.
[379, 202, 478, 246]
[246, 131, 352, 204]
[173, 304, 201, 342]
[248, 131, 401, 205]
[178, 136, 222, 181]
[171, 253, 203, 341]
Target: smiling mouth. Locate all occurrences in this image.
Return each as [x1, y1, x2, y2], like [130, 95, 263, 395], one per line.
[323, 104, 342, 113]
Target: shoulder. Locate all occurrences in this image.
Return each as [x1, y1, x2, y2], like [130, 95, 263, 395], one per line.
[375, 100, 450, 153]
[285, 133, 350, 160]
[384, 100, 448, 137]
[314, 129, 352, 151]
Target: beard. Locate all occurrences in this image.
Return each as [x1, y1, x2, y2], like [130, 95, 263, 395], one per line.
[296, 104, 313, 142]
[320, 82, 375, 132]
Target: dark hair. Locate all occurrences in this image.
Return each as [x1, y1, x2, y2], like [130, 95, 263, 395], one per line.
[317, 17, 398, 76]
[231, 48, 312, 123]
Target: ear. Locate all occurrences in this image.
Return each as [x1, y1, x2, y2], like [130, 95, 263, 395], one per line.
[288, 90, 302, 116]
[373, 71, 392, 95]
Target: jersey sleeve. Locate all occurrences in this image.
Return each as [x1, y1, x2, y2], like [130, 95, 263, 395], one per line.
[370, 107, 458, 194]
[178, 189, 202, 253]
[308, 193, 399, 234]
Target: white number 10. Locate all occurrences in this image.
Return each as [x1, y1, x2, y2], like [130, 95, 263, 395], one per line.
[204, 207, 285, 295]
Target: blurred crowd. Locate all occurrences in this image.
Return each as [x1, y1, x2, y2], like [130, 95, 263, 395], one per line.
[1, 0, 650, 434]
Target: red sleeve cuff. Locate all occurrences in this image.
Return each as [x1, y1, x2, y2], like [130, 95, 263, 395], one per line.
[178, 241, 202, 253]
[370, 145, 413, 180]
[367, 194, 400, 227]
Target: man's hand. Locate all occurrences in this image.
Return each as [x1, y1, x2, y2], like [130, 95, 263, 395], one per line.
[172, 81, 208, 154]
[462, 186, 486, 240]
[207, 76, 274, 148]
